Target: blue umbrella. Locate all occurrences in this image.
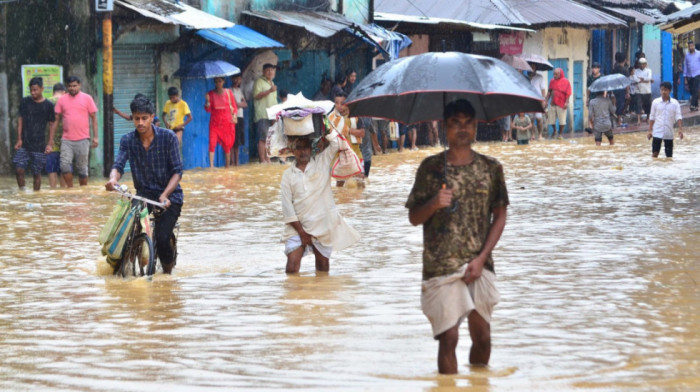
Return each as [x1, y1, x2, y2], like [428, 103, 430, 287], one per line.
[174, 60, 241, 79]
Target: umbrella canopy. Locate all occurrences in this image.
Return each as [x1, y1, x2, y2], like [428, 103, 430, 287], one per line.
[346, 52, 544, 124]
[518, 53, 554, 71]
[588, 73, 631, 92]
[501, 54, 531, 72]
[174, 60, 241, 79]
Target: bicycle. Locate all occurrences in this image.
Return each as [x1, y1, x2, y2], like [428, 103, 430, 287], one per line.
[111, 185, 178, 278]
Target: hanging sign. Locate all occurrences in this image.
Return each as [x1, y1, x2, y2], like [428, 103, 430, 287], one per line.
[21, 64, 63, 99]
[96, 0, 114, 12]
[499, 32, 524, 55]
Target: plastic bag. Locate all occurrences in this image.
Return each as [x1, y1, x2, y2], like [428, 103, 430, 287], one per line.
[102, 205, 137, 260]
[331, 134, 363, 179]
[98, 198, 130, 245]
[266, 121, 292, 158]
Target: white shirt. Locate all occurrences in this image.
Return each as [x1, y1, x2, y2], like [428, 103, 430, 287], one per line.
[530, 73, 546, 98]
[280, 130, 360, 250]
[649, 97, 682, 139]
[633, 67, 653, 94]
[233, 87, 245, 119]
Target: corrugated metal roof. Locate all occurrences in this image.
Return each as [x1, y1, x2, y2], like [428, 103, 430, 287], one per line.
[243, 10, 355, 38]
[375, 0, 626, 27]
[603, 6, 659, 24]
[374, 11, 535, 32]
[660, 2, 700, 34]
[196, 25, 284, 50]
[115, 0, 234, 29]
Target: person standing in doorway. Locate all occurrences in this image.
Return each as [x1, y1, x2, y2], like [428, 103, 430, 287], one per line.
[586, 62, 604, 105]
[344, 69, 357, 95]
[231, 73, 248, 166]
[51, 75, 99, 187]
[205, 77, 237, 168]
[46, 83, 66, 188]
[253, 63, 278, 164]
[684, 40, 700, 111]
[611, 52, 630, 128]
[13, 77, 55, 190]
[545, 68, 572, 139]
[162, 87, 192, 148]
[329, 73, 347, 102]
[633, 58, 653, 123]
[648, 82, 683, 158]
[406, 99, 508, 374]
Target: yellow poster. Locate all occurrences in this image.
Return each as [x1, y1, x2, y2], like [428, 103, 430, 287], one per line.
[21, 64, 63, 99]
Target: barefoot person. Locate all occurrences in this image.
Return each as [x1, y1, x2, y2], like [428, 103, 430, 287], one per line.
[105, 96, 183, 274]
[406, 99, 509, 374]
[648, 81, 683, 158]
[281, 133, 360, 274]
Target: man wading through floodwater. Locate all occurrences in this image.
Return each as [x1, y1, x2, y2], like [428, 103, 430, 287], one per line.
[406, 100, 509, 374]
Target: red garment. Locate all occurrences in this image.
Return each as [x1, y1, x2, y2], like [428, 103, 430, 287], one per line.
[549, 74, 572, 109]
[205, 89, 237, 152]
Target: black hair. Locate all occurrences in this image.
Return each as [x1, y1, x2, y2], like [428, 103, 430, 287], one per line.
[279, 89, 289, 99]
[130, 96, 155, 114]
[660, 81, 672, 91]
[293, 136, 312, 149]
[133, 93, 146, 100]
[29, 77, 43, 88]
[444, 99, 476, 121]
[53, 82, 65, 92]
[614, 52, 626, 63]
[263, 63, 276, 70]
[335, 73, 347, 85]
[334, 91, 348, 99]
[345, 68, 356, 76]
[167, 87, 179, 96]
[66, 75, 81, 84]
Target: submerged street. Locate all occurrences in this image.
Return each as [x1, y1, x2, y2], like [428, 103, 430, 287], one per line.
[1, 131, 699, 391]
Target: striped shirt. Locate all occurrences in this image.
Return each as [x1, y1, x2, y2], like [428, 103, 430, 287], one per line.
[113, 125, 184, 204]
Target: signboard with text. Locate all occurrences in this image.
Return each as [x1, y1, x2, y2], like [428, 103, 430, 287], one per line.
[21, 64, 64, 99]
[499, 32, 524, 55]
[96, 0, 114, 12]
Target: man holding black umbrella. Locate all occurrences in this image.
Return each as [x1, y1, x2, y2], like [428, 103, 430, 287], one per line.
[406, 100, 508, 373]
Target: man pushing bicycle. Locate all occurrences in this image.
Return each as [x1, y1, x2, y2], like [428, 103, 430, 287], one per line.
[105, 95, 183, 274]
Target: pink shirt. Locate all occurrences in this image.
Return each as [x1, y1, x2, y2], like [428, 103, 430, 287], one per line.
[55, 91, 98, 141]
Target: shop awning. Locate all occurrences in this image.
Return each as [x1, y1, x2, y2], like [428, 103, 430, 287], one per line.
[115, 0, 233, 29]
[243, 10, 411, 59]
[374, 11, 535, 32]
[197, 25, 284, 50]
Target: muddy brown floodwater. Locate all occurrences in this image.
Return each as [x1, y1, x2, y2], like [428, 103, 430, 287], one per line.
[1, 130, 698, 391]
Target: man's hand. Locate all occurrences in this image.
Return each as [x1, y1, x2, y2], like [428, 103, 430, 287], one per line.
[679, 130, 684, 140]
[105, 179, 119, 192]
[432, 186, 453, 210]
[44, 143, 53, 154]
[462, 256, 486, 285]
[14, 140, 22, 150]
[270, 84, 277, 93]
[158, 194, 172, 209]
[91, 137, 99, 148]
[647, 130, 653, 140]
[299, 229, 312, 247]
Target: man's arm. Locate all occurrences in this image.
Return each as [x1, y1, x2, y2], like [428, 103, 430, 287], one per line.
[15, 117, 23, 150]
[289, 221, 312, 246]
[161, 112, 170, 130]
[182, 113, 193, 128]
[105, 168, 122, 191]
[408, 187, 453, 226]
[463, 206, 507, 284]
[158, 172, 181, 207]
[45, 120, 56, 154]
[90, 111, 99, 148]
[254, 80, 276, 100]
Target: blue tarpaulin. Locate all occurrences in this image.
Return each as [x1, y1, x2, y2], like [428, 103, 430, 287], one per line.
[196, 25, 284, 50]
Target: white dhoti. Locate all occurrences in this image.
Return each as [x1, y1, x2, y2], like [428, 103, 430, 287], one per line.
[421, 264, 500, 339]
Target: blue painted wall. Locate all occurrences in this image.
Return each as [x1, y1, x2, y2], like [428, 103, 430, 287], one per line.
[573, 61, 584, 132]
[274, 49, 331, 98]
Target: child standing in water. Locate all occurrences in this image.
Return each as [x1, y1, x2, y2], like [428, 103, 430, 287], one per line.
[512, 113, 533, 145]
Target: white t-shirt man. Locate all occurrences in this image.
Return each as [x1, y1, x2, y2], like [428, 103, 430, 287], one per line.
[634, 67, 653, 95]
[530, 72, 547, 119]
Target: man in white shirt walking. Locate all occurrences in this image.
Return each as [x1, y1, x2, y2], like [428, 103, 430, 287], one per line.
[633, 58, 653, 124]
[648, 81, 683, 158]
[280, 132, 360, 273]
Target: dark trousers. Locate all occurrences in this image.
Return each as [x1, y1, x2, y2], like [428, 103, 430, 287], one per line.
[652, 137, 673, 157]
[689, 75, 700, 108]
[150, 202, 181, 266]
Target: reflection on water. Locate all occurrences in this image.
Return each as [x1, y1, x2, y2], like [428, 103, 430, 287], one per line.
[1, 131, 699, 391]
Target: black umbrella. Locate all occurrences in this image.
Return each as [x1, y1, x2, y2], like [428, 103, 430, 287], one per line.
[588, 73, 631, 92]
[346, 52, 544, 124]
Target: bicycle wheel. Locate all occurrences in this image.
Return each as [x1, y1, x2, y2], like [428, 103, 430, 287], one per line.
[120, 233, 155, 278]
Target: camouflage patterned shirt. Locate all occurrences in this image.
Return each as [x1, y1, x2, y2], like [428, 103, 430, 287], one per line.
[406, 151, 509, 280]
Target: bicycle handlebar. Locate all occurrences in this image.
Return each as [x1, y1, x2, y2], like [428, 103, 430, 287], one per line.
[113, 184, 167, 209]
